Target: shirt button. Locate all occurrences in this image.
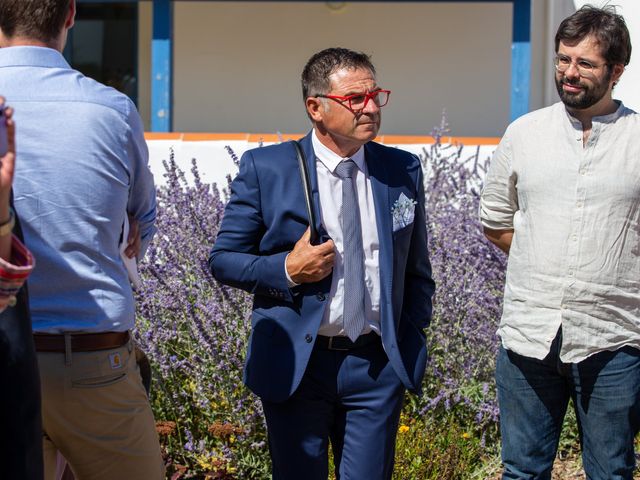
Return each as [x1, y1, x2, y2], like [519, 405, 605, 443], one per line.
[316, 293, 326, 301]
[571, 234, 577, 241]
[580, 169, 586, 175]
[568, 270, 574, 276]
[305, 334, 313, 343]
[576, 201, 583, 208]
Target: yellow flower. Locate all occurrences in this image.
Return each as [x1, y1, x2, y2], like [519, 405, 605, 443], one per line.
[196, 454, 217, 470]
[398, 425, 410, 434]
[462, 432, 471, 439]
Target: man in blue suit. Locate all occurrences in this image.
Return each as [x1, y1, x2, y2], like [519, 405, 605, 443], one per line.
[209, 47, 435, 479]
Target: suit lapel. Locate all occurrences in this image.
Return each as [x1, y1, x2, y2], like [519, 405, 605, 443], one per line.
[299, 138, 393, 269]
[365, 143, 393, 304]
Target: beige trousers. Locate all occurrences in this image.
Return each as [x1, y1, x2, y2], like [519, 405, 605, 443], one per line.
[38, 338, 164, 480]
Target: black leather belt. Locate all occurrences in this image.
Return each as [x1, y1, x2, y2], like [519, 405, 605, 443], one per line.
[315, 332, 380, 351]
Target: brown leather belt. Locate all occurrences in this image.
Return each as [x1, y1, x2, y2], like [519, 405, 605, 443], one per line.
[33, 331, 130, 353]
[315, 331, 380, 351]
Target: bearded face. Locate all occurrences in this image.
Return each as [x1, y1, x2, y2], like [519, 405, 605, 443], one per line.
[554, 35, 622, 112]
[555, 66, 612, 110]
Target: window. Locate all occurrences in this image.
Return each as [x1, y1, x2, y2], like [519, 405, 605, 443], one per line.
[64, 3, 138, 104]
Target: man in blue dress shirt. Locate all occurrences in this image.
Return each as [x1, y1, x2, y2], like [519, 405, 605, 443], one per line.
[0, 1, 163, 478]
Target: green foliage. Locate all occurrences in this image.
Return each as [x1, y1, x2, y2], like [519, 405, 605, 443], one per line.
[558, 402, 582, 459]
[328, 413, 491, 480]
[393, 413, 486, 480]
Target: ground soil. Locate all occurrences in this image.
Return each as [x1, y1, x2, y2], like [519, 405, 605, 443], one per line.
[486, 456, 582, 479]
[548, 456, 586, 480]
[488, 455, 640, 479]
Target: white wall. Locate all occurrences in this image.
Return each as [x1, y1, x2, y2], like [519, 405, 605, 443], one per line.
[146, 138, 498, 187]
[170, 2, 513, 137]
[136, 1, 640, 135]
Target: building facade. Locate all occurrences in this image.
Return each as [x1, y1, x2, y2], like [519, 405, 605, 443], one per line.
[69, 1, 638, 137]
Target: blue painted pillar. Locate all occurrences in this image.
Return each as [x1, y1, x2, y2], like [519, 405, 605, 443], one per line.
[151, 0, 172, 132]
[510, 0, 532, 121]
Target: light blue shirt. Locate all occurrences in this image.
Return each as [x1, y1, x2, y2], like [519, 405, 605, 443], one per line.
[0, 46, 156, 333]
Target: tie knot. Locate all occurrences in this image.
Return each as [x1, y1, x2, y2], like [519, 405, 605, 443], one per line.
[335, 159, 357, 179]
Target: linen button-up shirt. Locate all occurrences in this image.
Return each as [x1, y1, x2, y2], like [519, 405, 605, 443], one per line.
[480, 101, 640, 363]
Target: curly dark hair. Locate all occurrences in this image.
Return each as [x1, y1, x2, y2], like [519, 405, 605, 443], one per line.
[555, 5, 631, 66]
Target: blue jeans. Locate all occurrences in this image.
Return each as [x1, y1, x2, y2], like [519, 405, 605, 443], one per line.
[496, 332, 640, 480]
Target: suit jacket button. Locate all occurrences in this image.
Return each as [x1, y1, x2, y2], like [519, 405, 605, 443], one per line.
[316, 293, 326, 301]
[305, 334, 313, 343]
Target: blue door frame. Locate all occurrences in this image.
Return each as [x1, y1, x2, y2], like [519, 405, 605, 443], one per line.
[152, 0, 172, 132]
[79, 0, 532, 132]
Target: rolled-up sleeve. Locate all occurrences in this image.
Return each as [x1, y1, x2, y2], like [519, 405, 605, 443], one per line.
[479, 132, 519, 230]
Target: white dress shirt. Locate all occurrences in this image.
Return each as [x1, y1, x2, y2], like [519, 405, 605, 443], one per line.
[480, 101, 640, 363]
[307, 130, 382, 337]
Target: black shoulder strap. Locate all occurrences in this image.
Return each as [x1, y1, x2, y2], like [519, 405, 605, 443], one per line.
[292, 140, 319, 245]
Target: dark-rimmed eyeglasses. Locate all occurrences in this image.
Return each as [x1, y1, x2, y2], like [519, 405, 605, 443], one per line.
[315, 89, 391, 112]
[554, 54, 606, 77]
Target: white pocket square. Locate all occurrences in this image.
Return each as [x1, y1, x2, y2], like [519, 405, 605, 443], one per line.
[392, 193, 416, 232]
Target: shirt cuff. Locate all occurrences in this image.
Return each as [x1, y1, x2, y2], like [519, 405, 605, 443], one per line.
[284, 253, 299, 288]
[479, 217, 514, 231]
[479, 203, 515, 231]
[0, 234, 35, 298]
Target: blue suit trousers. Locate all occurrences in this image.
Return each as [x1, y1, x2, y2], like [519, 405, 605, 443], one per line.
[261, 339, 405, 480]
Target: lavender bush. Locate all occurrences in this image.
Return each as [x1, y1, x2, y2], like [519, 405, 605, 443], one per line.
[415, 117, 506, 440]
[133, 119, 507, 478]
[134, 151, 269, 478]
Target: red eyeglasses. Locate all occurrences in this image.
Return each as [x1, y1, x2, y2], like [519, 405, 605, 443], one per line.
[316, 89, 391, 112]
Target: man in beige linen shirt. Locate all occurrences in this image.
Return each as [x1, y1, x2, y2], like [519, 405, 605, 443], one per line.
[480, 6, 640, 480]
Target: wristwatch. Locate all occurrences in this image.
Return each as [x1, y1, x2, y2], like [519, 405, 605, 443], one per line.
[0, 208, 15, 236]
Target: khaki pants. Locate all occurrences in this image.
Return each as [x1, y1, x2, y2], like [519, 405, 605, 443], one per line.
[38, 338, 164, 480]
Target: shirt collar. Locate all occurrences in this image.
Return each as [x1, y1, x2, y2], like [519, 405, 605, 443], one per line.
[0, 46, 70, 69]
[563, 99, 626, 128]
[312, 129, 366, 175]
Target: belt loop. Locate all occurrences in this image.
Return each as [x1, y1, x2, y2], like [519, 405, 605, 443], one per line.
[64, 333, 72, 366]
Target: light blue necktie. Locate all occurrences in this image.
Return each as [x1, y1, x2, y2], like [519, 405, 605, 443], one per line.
[335, 159, 366, 342]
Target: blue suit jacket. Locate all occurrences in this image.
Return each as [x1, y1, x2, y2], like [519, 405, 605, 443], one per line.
[209, 133, 435, 402]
